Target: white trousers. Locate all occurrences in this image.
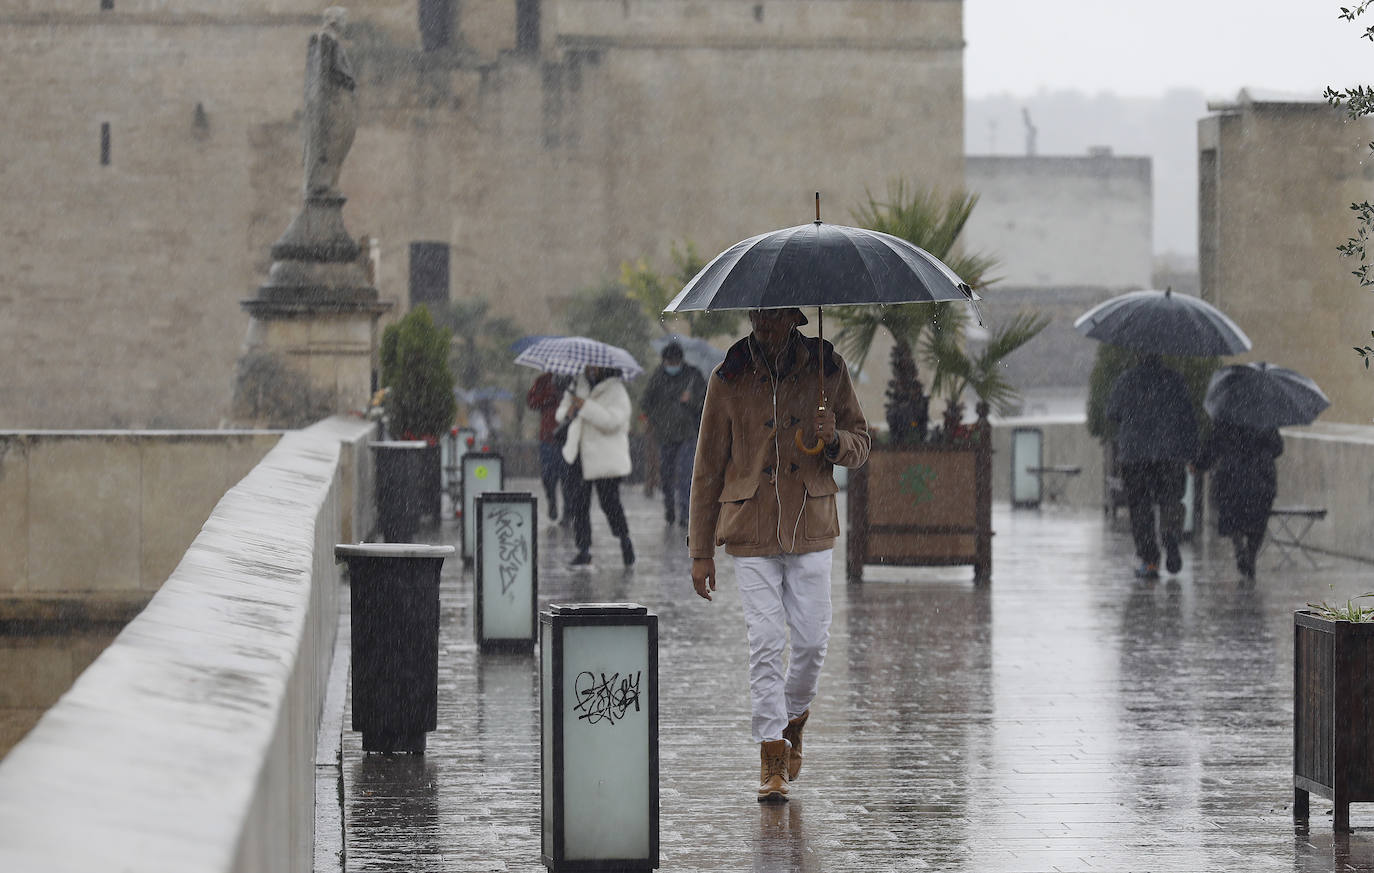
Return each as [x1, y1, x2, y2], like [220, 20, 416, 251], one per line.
[734, 550, 833, 744]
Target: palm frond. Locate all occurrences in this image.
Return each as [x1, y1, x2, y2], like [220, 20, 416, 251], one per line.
[979, 310, 1050, 365]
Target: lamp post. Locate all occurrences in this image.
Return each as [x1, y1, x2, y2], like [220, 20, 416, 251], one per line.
[474, 492, 538, 652]
[540, 604, 659, 872]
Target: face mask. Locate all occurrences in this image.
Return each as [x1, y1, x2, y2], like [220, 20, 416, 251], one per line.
[663, 364, 683, 375]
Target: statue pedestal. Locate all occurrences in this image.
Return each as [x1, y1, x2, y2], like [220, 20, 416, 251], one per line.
[235, 194, 392, 427]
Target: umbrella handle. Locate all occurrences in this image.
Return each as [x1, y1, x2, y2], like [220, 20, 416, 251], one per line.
[794, 401, 828, 455]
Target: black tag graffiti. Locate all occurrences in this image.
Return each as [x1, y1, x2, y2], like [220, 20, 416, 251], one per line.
[572, 670, 643, 726]
[490, 506, 528, 598]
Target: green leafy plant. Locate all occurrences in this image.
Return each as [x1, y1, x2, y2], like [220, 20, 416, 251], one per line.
[831, 180, 1020, 443]
[433, 298, 527, 434]
[563, 281, 655, 370]
[231, 351, 335, 428]
[380, 305, 457, 439]
[926, 308, 1050, 435]
[621, 240, 742, 340]
[1306, 592, 1374, 622]
[1324, 2, 1374, 363]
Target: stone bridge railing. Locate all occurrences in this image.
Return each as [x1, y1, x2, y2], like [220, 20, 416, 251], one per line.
[0, 416, 377, 872]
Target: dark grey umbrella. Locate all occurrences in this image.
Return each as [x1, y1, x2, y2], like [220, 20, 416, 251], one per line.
[1204, 362, 1330, 428]
[663, 219, 978, 315]
[1073, 288, 1251, 357]
[663, 197, 979, 453]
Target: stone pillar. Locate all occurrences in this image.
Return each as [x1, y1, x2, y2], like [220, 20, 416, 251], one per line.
[235, 201, 391, 428]
[233, 8, 392, 428]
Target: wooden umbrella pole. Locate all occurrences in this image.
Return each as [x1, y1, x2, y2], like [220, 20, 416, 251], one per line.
[796, 305, 827, 455]
[816, 307, 825, 411]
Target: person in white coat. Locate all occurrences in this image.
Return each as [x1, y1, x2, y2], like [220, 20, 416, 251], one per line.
[557, 365, 636, 566]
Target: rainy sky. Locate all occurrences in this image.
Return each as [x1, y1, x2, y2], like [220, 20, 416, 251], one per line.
[966, 0, 1374, 98]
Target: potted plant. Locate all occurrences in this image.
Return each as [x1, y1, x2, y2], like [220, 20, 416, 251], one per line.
[1293, 593, 1374, 832]
[379, 305, 457, 525]
[835, 182, 1042, 584]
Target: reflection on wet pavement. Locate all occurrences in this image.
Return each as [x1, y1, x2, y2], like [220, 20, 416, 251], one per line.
[340, 480, 1374, 871]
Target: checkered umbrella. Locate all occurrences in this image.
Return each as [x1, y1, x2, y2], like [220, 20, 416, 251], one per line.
[513, 336, 644, 380]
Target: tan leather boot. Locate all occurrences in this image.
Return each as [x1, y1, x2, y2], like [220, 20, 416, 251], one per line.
[781, 710, 809, 781]
[757, 739, 790, 802]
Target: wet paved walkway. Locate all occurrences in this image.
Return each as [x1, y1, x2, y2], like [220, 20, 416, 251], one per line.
[327, 478, 1374, 872]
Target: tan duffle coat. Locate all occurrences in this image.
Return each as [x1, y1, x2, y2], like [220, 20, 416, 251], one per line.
[688, 330, 870, 559]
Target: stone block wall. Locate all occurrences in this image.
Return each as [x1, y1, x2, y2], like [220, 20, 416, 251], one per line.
[0, 431, 282, 594]
[0, 1, 964, 429]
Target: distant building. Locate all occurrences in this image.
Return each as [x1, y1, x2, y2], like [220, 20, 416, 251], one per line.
[963, 150, 1153, 410]
[1199, 89, 1374, 426]
[0, 1, 965, 428]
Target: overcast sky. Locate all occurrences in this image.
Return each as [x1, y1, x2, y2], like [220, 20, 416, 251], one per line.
[966, 0, 1374, 99]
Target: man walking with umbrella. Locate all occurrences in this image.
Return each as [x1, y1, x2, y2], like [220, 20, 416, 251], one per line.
[687, 307, 871, 801]
[1105, 352, 1199, 578]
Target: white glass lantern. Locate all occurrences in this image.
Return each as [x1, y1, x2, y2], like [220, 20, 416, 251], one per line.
[475, 492, 538, 652]
[461, 451, 504, 561]
[1010, 426, 1043, 508]
[541, 604, 659, 872]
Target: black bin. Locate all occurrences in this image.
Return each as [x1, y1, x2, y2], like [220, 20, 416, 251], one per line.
[371, 440, 429, 542]
[335, 543, 454, 753]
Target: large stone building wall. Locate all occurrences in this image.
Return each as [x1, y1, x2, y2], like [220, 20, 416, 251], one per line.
[964, 152, 1153, 289]
[1199, 91, 1374, 426]
[0, 0, 964, 428]
[960, 151, 1153, 404]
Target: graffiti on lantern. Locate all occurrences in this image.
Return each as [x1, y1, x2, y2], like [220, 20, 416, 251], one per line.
[572, 669, 643, 726]
[489, 505, 528, 598]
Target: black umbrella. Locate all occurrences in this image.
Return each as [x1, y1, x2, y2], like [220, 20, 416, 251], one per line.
[1073, 288, 1251, 357]
[664, 204, 978, 315]
[663, 194, 979, 452]
[1204, 361, 1330, 429]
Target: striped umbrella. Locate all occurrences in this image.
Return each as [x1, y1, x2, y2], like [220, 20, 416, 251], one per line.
[513, 336, 644, 381]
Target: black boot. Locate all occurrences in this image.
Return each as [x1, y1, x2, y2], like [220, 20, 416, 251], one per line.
[620, 535, 636, 567]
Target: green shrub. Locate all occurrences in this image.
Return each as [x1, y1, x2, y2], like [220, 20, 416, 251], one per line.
[381, 305, 457, 439]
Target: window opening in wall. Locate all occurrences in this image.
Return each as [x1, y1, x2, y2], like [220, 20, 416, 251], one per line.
[101, 0, 114, 9]
[409, 242, 450, 309]
[100, 123, 111, 166]
[418, 0, 454, 51]
[517, 0, 541, 53]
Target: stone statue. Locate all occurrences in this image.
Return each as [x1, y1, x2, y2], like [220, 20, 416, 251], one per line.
[302, 7, 357, 198]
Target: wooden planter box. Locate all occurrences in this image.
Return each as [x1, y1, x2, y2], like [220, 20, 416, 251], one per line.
[845, 414, 993, 585]
[1293, 610, 1374, 831]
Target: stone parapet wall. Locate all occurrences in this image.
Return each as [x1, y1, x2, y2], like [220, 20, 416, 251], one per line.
[1271, 422, 1374, 562]
[0, 418, 378, 596]
[0, 430, 283, 594]
[0, 416, 364, 872]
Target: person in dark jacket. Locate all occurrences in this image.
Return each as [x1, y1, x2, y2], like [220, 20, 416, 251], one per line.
[526, 371, 573, 522]
[640, 343, 708, 527]
[1192, 420, 1283, 580]
[1105, 352, 1199, 578]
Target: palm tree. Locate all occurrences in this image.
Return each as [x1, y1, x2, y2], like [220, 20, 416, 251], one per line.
[833, 180, 1044, 443]
[926, 309, 1050, 436]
